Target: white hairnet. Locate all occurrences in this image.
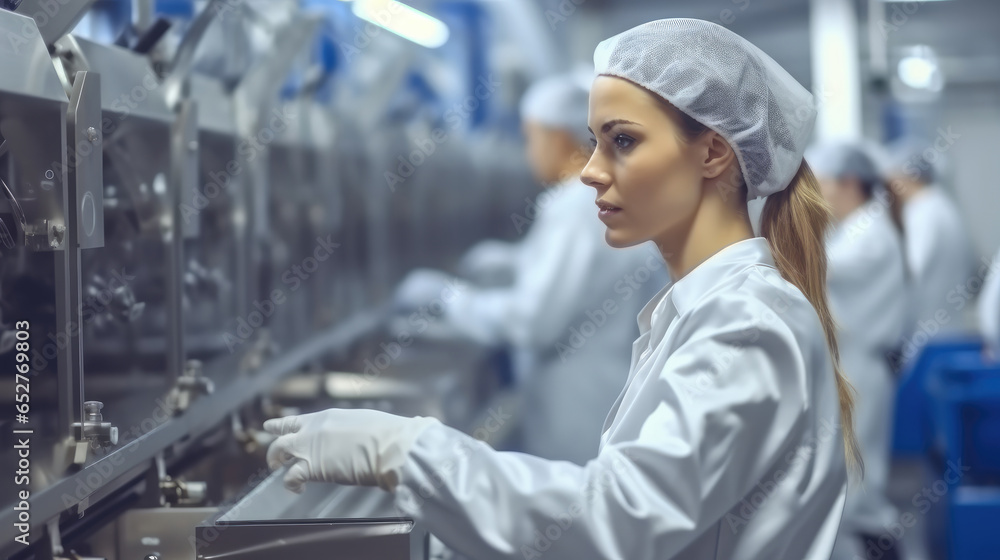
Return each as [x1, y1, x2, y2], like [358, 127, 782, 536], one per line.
[593, 19, 816, 200]
[805, 142, 881, 189]
[519, 70, 593, 148]
[883, 138, 937, 185]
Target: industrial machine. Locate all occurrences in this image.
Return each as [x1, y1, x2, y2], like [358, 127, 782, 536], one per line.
[0, 0, 537, 558]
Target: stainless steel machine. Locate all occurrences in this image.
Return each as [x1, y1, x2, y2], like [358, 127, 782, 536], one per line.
[0, 1, 535, 558]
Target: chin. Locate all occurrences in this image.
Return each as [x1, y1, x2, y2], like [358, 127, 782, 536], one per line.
[604, 229, 644, 249]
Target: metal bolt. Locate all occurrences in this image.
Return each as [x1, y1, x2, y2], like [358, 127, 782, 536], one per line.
[84, 401, 104, 422]
[44, 169, 54, 180]
[86, 127, 99, 144]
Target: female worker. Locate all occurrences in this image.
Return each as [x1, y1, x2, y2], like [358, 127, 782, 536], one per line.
[394, 71, 666, 465]
[264, 19, 857, 559]
[809, 143, 907, 560]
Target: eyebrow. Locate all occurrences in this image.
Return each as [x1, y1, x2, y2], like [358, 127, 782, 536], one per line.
[588, 119, 640, 135]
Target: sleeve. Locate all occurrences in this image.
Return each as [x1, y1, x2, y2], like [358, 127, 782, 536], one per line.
[443, 202, 618, 350]
[394, 295, 811, 560]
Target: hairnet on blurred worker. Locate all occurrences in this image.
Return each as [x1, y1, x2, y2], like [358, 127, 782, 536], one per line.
[810, 142, 908, 560]
[884, 139, 976, 364]
[394, 70, 666, 465]
[263, 19, 855, 559]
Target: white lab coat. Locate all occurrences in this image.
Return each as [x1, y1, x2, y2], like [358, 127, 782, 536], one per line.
[901, 187, 975, 340]
[444, 179, 667, 464]
[395, 238, 848, 560]
[979, 248, 1000, 355]
[825, 201, 907, 558]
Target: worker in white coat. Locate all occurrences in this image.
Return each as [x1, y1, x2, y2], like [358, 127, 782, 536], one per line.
[393, 72, 666, 465]
[810, 143, 907, 560]
[264, 19, 855, 559]
[979, 247, 1000, 358]
[885, 140, 975, 365]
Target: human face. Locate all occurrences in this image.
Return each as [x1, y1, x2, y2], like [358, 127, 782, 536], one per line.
[581, 76, 705, 249]
[523, 120, 581, 186]
[818, 175, 865, 222]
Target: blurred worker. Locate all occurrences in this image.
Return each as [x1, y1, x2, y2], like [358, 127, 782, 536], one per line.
[264, 20, 855, 559]
[810, 143, 907, 560]
[980, 247, 1000, 358]
[393, 70, 667, 465]
[884, 140, 975, 365]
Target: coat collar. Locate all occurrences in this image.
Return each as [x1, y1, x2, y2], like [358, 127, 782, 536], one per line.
[637, 237, 777, 335]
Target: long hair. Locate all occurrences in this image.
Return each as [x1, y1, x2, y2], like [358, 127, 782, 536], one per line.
[667, 104, 863, 475]
[761, 163, 862, 475]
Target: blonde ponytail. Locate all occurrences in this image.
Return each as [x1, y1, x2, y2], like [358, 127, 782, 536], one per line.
[760, 161, 862, 476]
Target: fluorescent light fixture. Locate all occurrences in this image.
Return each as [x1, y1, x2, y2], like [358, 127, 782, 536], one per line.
[898, 56, 935, 88]
[352, 0, 450, 49]
[897, 45, 944, 92]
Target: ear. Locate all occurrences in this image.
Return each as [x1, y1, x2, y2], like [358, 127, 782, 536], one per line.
[700, 131, 738, 180]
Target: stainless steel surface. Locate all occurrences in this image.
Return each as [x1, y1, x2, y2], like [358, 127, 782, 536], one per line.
[0, 309, 386, 558]
[0, 11, 67, 103]
[196, 519, 426, 560]
[0, 2, 534, 558]
[205, 471, 426, 560]
[65, 70, 104, 249]
[15, 0, 98, 48]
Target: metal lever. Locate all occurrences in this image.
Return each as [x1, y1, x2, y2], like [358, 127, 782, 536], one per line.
[0, 141, 27, 237]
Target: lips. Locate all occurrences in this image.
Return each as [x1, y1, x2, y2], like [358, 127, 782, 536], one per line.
[596, 200, 622, 219]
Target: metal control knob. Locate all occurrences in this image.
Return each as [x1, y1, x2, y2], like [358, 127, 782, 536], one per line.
[73, 400, 118, 446]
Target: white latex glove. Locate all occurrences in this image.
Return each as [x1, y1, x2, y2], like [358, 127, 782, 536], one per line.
[263, 408, 439, 493]
[393, 269, 457, 310]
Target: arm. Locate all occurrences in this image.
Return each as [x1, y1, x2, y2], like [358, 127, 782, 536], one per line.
[396, 296, 812, 560]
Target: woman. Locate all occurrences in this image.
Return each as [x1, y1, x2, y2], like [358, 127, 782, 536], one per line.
[809, 143, 907, 560]
[264, 19, 858, 559]
[394, 71, 666, 465]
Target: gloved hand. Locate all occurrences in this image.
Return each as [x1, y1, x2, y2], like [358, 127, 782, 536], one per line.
[264, 408, 439, 493]
[393, 269, 457, 311]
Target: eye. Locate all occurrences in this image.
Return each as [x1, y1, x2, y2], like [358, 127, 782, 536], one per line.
[613, 134, 635, 150]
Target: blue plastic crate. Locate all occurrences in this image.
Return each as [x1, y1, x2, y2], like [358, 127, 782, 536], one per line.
[927, 357, 1000, 482]
[892, 337, 983, 457]
[949, 486, 1000, 559]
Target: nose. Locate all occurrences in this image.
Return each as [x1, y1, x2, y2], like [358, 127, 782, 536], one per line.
[581, 150, 611, 192]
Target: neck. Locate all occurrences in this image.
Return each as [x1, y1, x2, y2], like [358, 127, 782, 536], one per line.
[835, 189, 869, 222]
[657, 195, 754, 282]
[655, 184, 755, 280]
[894, 179, 927, 205]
